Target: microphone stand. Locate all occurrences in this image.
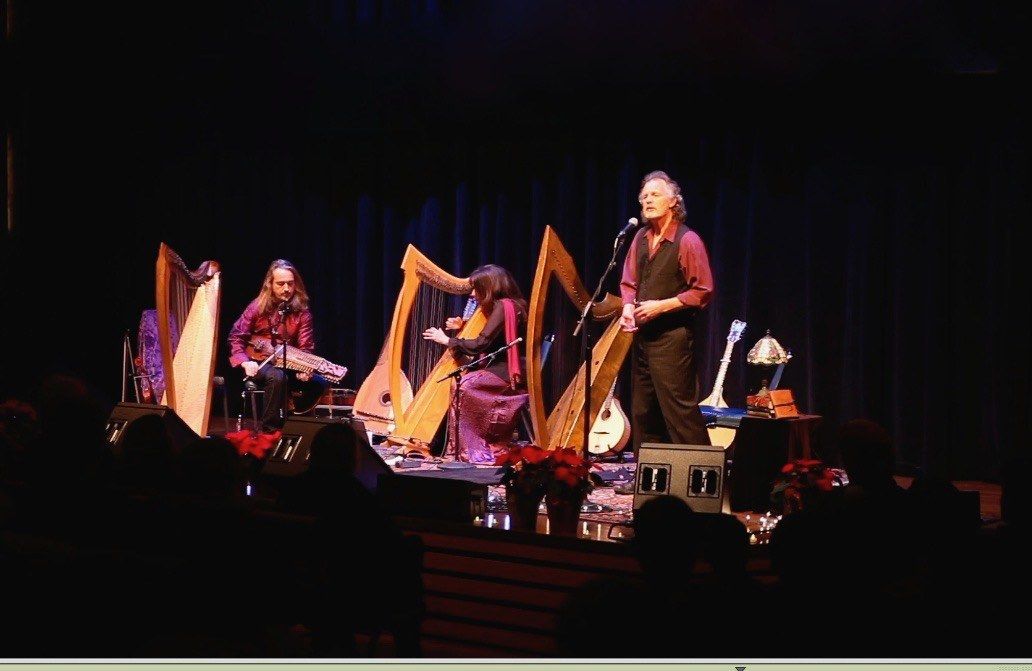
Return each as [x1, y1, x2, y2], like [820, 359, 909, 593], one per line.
[572, 230, 634, 462]
[273, 304, 290, 427]
[438, 337, 523, 461]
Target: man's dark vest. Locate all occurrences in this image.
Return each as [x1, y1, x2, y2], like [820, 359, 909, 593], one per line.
[635, 222, 695, 331]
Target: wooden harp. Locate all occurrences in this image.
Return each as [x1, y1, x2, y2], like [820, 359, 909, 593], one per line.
[526, 226, 633, 453]
[155, 242, 222, 437]
[356, 245, 487, 446]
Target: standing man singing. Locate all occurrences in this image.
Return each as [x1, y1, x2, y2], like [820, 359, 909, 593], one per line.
[619, 171, 714, 452]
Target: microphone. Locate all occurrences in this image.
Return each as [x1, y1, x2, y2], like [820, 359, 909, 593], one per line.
[617, 217, 640, 238]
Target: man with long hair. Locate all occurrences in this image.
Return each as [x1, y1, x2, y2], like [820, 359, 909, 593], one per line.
[228, 259, 329, 431]
[423, 264, 529, 463]
[619, 171, 714, 452]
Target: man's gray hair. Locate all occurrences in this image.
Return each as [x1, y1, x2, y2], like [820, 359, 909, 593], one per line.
[640, 170, 686, 223]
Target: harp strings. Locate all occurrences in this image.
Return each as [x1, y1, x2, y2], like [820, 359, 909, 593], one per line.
[168, 272, 199, 356]
[544, 276, 577, 410]
[406, 283, 449, 391]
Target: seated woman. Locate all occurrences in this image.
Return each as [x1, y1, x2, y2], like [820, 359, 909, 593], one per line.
[422, 264, 528, 464]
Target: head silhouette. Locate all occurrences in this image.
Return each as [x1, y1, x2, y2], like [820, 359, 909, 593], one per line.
[838, 419, 895, 490]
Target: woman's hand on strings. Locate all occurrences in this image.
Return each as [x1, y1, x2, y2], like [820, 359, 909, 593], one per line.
[444, 316, 465, 331]
[422, 327, 450, 345]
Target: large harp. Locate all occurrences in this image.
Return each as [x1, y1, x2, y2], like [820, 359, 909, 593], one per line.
[155, 243, 222, 437]
[354, 245, 486, 446]
[526, 226, 633, 453]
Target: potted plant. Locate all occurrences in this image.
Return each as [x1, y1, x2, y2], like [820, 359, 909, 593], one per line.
[495, 443, 551, 531]
[770, 458, 844, 515]
[543, 448, 598, 536]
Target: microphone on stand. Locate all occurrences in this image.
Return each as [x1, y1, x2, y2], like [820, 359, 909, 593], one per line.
[617, 217, 641, 239]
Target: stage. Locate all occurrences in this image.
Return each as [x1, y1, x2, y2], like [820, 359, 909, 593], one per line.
[205, 414, 1005, 657]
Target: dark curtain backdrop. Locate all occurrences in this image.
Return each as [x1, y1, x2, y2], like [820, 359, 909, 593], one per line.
[3, 0, 1030, 479]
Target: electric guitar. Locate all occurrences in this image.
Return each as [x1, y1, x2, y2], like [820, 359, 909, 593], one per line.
[587, 381, 631, 455]
[700, 319, 746, 447]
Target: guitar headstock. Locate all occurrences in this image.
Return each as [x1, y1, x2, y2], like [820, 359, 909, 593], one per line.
[727, 319, 747, 343]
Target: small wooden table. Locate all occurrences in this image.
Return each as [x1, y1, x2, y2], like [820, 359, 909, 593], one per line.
[727, 413, 823, 512]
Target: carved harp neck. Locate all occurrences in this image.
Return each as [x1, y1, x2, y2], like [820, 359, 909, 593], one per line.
[386, 245, 487, 443]
[526, 226, 632, 453]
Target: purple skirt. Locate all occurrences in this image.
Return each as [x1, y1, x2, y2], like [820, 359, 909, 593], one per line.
[447, 370, 529, 464]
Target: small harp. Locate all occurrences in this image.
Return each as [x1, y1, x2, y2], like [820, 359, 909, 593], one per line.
[526, 226, 633, 453]
[155, 243, 222, 437]
[356, 245, 487, 446]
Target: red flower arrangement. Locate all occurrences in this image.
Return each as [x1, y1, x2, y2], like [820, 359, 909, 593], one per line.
[224, 429, 281, 459]
[495, 442, 552, 497]
[495, 444, 600, 534]
[771, 457, 845, 514]
[494, 444, 599, 493]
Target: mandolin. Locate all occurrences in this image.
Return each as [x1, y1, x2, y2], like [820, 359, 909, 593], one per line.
[700, 319, 746, 409]
[587, 380, 631, 456]
[700, 319, 746, 447]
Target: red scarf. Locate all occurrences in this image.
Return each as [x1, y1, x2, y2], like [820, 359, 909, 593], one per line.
[501, 298, 522, 389]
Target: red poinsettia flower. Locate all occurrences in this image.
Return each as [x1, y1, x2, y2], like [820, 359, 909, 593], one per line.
[554, 465, 581, 488]
[494, 448, 519, 466]
[225, 429, 281, 459]
[815, 476, 835, 491]
[522, 445, 549, 464]
[552, 448, 584, 467]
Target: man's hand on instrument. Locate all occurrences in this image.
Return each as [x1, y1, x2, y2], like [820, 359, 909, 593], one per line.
[619, 303, 638, 332]
[296, 371, 312, 382]
[241, 361, 260, 378]
[632, 299, 673, 324]
[422, 327, 450, 345]
[444, 316, 465, 330]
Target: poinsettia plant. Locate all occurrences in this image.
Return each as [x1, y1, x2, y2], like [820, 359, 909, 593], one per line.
[770, 457, 845, 513]
[495, 442, 552, 499]
[544, 447, 599, 501]
[494, 444, 601, 499]
[224, 429, 281, 459]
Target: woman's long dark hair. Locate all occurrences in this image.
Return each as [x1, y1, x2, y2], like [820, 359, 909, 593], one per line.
[469, 264, 527, 320]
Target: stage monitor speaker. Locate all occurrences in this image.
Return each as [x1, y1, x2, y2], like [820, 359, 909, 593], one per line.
[378, 474, 487, 523]
[633, 443, 730, 514]
[262, 415, 393, 492]
[105, 402, 198, 452]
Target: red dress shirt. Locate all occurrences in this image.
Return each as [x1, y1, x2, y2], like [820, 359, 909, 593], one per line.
[619, 223, 714, 308]
[228, 299, 316, 367]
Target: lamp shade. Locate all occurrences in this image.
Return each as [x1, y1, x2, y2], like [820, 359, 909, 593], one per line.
[746, 330, 791, 365]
